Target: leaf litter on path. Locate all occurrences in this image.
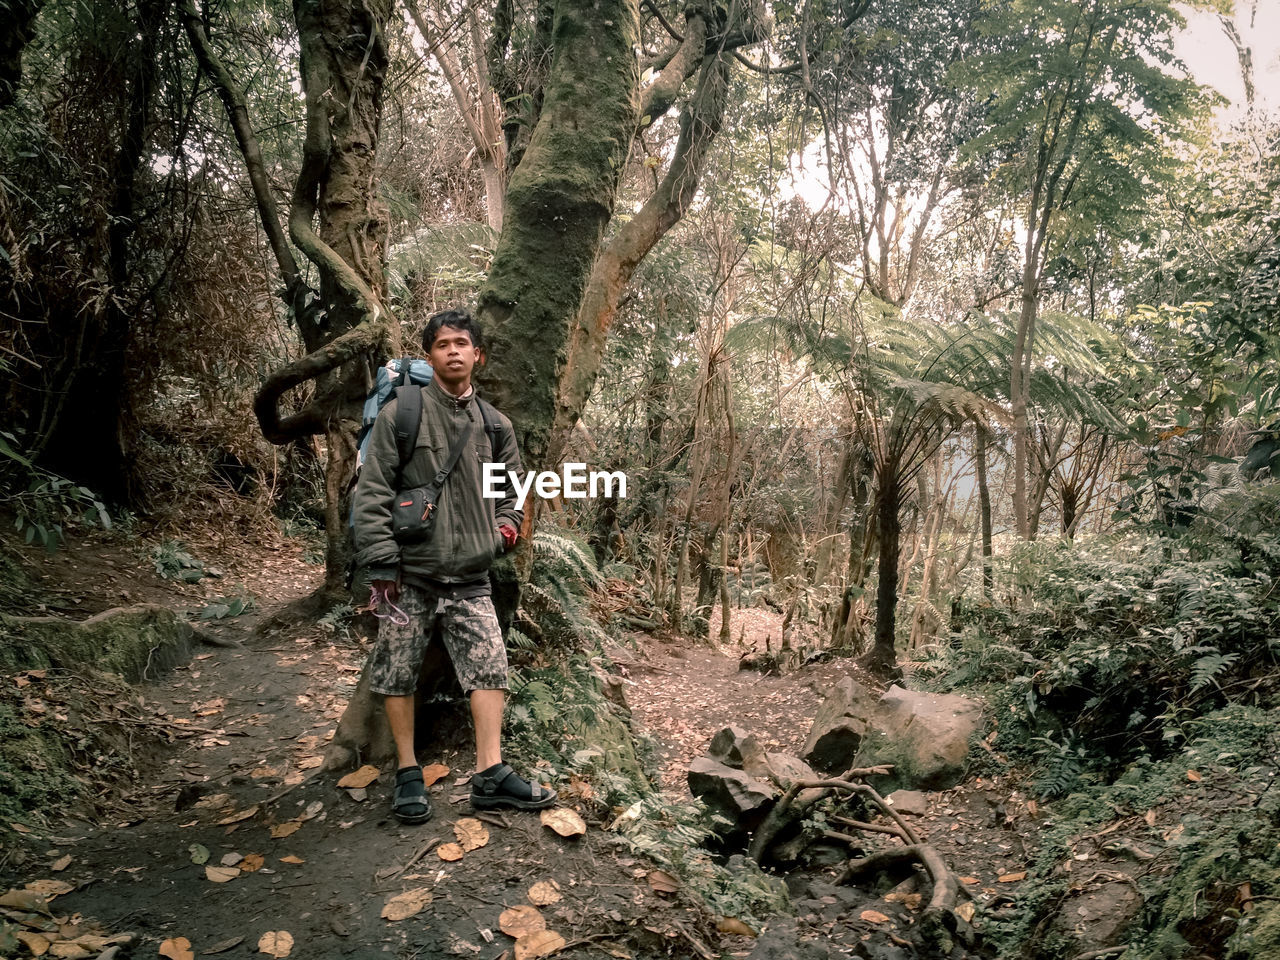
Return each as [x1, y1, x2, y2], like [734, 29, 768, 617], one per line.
[381, 888, 433, 921]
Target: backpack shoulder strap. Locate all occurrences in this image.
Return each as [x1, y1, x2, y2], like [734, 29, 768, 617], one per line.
[393, 384, 423, 469]
[395, 356, 413, 389]
[474, 396, 505, 462]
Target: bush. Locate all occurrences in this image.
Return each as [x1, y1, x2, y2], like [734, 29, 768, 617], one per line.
[932, 492, 1280, 782]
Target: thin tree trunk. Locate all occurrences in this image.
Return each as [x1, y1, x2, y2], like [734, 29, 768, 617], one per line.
[975, 425, 993, 599]
[865, 464, 901, 677]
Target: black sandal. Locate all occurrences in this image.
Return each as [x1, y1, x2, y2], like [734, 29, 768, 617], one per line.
[391, 766, 432, 824]
[470, 763, 557, 811]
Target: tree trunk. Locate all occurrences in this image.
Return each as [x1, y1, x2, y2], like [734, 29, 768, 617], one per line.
[719, 524, 731, 645]
[975, 425, 993, 599]
[475, 0, 641, 473]
[0, 0, 44, 107]
[34, 0, 165, 504]
[863, 464, 902, 679]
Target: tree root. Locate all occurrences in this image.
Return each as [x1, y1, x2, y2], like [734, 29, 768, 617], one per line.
[838, 844, 961, 952]
[747, 766, 897, 864]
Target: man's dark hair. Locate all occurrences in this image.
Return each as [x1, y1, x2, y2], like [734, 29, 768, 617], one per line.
[422, 308, 484, 353]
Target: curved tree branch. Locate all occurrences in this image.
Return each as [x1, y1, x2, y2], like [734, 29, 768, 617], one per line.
[253, 319, 390, 444]
[550, 52, 731, 466]
[178, 0, 302, 295]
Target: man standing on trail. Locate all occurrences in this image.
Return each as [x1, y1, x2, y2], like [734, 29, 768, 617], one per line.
[351, 307, 557, 824]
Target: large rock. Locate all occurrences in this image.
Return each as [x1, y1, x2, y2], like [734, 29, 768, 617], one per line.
[854, 685, 987, 791]
[1039, 880, 1143, 958]
[687, 756, 775, 833]
[740, 738, 819, 787]
[801, 676, 877, 772]
[708, 724, 752, 767]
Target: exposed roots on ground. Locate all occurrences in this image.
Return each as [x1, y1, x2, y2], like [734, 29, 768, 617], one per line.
[838, 843, 962, 949]
[746, 767, 899, 863]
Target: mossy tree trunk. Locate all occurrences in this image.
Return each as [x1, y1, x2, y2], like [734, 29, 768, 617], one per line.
[475, 0, 642, 472]
[183, 0, 394, 595]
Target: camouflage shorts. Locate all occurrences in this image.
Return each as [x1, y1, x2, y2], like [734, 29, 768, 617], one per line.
[367, 585, 508, 696]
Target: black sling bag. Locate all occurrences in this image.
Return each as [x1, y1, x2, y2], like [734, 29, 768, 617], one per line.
[390, 413, 473, 545]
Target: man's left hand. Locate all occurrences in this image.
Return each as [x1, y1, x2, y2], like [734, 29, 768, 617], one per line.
[499, 524, 518, 549]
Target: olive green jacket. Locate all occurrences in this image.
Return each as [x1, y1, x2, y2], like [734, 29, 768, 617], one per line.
[351, 378, 523, 585]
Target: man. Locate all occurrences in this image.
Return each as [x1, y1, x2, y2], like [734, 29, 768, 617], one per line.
[352, 307, 556, 824]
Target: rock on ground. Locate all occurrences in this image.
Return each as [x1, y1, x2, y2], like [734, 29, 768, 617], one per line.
[854, 685, 987, 791]
[801, 675, 877, 772]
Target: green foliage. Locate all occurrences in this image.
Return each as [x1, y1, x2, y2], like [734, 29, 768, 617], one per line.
[617, 798, 791, 926]
[0, 430, 112, 552]
[505, 652, 647, 802]
[977, 705, 1280, 959]
[149, 540, 204, 581]
[523, 527, 610, 649]
[197, 592, 256, 620]
[935, 484, 1280, 779]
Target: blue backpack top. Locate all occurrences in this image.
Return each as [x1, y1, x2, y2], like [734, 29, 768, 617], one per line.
[356, 357, 435, 470]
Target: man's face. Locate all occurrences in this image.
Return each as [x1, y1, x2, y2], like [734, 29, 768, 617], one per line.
[427, 324, 482, 393]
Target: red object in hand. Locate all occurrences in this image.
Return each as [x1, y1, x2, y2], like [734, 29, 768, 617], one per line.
[499, 524, 518, 549]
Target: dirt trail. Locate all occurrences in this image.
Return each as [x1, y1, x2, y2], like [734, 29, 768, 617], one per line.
[1, 540, 720, 960]
[2, 535, 1034, 960]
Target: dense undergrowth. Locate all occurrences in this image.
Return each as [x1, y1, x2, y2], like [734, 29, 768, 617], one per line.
[501, 526, 791, 928]
[915, 484, 1280, 957]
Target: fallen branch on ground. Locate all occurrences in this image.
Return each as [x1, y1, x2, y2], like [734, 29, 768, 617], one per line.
[838, 844, 961, 950]
[747, 765, 899, 863]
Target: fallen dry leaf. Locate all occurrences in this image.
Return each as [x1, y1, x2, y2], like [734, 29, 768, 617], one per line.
[270, 822, 302, 839]
[860, 910, 891, 924]
[193, 793, 233, 811]
[297, 756, 323, 770]
[716, 917, 756, 937]
[46, 943, 92, 959]
[344, 788, 367, 802]
[202, 936, 245, 954]
[499, 905, 546, 939]
[382, 888, 433, 922]
[997, 872, 1027, 883]
[1145, 809, 1157, 826]
[250, 767, 279, 780]
[539, 808, 586, 838]
[240, 853, 265, 873]
[454, 818, 490, 852]
[25, 879, 73, 898]
[337, 765, 381, 789]
[297, 800, 324, 821]
[513, 929, 566, 960]
[205, 866, 240, 883]
[279, 855, 304, 865]
[257, 930, 294, 958]
[217, 805, 259, 826]
[220, 853, 244, 867]
[1187, 769, 1202, 782]
[0, 888, 48, 911]
[49, 855, 72, 872]
[422, 763, 450, 787]
[437, 842, 465, 862]
[15, 931, 51, 955]
[955, 902, 977, 923]
[959, 876, 980, 885]
[159, 936, 195, 960]
[646, 870, 679, 895]
[885, 891, 923, 910]
[527, 880, 562, 906]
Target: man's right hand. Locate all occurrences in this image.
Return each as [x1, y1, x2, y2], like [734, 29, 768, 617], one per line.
[371, 579, 400, 604]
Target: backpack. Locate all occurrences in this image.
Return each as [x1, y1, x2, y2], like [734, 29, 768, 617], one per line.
[353, 356, 507, 486]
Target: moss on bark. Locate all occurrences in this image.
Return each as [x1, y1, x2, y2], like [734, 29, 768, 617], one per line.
[0, 604, 194, 681]
[477, 0, 640, 472]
